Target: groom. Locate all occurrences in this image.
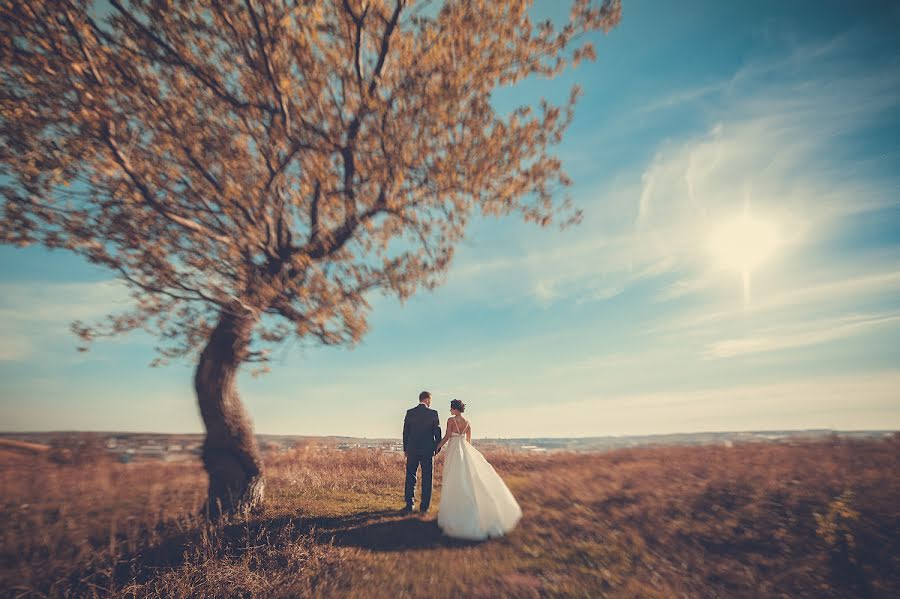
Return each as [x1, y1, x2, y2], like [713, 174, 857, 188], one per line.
[402, 391, 442, 513]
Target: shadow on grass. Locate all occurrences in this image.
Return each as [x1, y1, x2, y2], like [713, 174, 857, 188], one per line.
[325, 514, 481, 551]
[97, 508, 478, 590]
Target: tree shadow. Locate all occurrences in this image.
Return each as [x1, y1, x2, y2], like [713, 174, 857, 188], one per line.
[96, 508, 477, 589]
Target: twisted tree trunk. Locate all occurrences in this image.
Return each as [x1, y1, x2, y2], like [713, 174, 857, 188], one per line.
[194, 303, 264, 520]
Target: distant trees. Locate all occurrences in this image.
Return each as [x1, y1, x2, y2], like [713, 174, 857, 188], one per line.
[1, 0, 620, 518]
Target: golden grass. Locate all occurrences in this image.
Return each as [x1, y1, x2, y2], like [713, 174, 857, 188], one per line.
[0, 439, 49, 454]
[1, 437, 898, 598]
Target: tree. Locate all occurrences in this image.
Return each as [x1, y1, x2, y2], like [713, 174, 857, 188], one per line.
[0, 0, 621, 518]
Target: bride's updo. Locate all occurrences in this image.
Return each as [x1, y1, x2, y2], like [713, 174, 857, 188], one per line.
[450, 399, 466, 412]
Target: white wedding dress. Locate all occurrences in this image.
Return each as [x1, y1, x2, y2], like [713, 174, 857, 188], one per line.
[437, 418, 522, 540]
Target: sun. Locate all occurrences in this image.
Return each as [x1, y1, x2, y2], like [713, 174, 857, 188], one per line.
[709, 212, 779, 273]
[708, 210, 780, 303]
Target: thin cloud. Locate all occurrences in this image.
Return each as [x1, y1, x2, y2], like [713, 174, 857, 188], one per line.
[702, 312, 900, 359]
[0, 279, 134, 361]
[655, 267, 900, 335]
[0, 279, 131, 323]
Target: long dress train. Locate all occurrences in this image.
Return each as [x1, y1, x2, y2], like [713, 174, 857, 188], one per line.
[437, 418, 522, 540]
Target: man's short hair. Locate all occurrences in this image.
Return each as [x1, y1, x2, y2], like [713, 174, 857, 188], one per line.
[418, 391, 431, 402]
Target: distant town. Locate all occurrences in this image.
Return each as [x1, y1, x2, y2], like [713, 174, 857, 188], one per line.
[0, 429, 895, 463]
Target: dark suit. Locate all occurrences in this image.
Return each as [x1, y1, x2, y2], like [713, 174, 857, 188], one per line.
[403, 403, 442, 510]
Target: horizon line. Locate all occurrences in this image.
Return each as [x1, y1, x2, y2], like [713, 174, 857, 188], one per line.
[1, 427, 896, 440]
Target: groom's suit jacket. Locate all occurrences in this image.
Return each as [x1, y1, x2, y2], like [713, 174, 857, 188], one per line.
[403, 403, 441, 455]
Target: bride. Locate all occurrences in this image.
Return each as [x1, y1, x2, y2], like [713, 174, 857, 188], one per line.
[435, 399, 522, 540]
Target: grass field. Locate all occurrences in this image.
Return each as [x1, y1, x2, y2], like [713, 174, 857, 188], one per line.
[1, 436, 898, 598]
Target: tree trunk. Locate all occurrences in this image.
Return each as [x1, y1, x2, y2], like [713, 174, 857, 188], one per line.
[194, 303, 264, 520]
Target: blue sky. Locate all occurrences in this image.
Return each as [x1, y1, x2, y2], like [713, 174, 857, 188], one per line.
[2, 0, 899, 438]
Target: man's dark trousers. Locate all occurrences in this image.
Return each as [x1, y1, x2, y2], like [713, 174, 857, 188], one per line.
[405, 451, 434, 510]
[402, 402, 441, 510]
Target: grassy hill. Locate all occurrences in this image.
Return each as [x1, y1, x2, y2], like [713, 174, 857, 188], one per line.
[1, 436, 897, 598]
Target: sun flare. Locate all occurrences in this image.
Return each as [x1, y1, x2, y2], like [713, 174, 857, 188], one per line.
[708, 211, 780, 303]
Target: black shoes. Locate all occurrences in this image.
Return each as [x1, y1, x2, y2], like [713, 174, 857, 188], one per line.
[400, 505, 430, 515]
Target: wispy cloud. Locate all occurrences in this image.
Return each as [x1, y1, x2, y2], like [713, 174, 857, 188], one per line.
[637, 79, 729, 114]
[655, 268, 900, 335]
[702, 312, 900, 359]
[0, 279, 133, 361]
[0, 280, 131, 323]
[444, 230, 662, 307]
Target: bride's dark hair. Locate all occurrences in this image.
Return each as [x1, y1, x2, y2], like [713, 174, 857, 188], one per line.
[450, 399, 466, 412]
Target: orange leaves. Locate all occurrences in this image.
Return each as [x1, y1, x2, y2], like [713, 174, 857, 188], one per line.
[572, 43, 597, 67]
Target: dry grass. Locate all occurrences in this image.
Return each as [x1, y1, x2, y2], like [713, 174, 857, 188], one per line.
[1, 436, 898, 598]
[0, 439, 49, 454]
